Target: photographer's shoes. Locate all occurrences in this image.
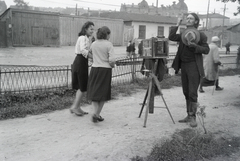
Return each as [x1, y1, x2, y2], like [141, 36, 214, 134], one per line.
[199, 88, 205, 93]
[216, 86, 224, 91]
[178, 115, 191, 123]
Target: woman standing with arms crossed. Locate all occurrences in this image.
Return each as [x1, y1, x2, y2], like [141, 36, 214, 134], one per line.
[87, 26, 116, 122]
[70, 21, 94, 116]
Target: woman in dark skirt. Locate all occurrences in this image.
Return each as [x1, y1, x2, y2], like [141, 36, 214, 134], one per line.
[70, 21, 94, 116]
[88, 26, 116, 122]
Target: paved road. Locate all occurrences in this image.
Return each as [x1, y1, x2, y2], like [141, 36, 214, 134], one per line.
[0, 45, 238, 66]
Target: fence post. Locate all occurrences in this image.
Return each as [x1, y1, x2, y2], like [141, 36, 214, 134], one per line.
[131, 54, 137, 83]
[66, 65, 69, 88]
[0, 67, 1, 95]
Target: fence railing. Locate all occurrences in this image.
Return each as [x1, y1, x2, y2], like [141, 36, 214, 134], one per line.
[0, 54, 238, 94]
[0, 57, 146, 94]
[0, 65, 70, 94]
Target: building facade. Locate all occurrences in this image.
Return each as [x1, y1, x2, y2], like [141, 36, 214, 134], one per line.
[120, 0, 188, 17]
[199, 13, 230, 30]
[0, 8, 124, 47]
[100, 12, 186, 45]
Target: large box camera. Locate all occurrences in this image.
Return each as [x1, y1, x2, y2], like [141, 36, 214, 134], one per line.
[142, 37, 169, 59]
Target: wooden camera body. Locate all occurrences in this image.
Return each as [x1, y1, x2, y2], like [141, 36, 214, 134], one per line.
[142, 37, 169, 59]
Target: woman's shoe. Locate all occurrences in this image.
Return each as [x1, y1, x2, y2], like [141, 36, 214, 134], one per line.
[92, 114, 98, 123]
[81, 111, 88, 115]
[70, 108, 84, 116]
[97, 116, 104, 122]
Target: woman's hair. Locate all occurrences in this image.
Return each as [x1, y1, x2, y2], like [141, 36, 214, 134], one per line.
[96, 26, 111, 40]
[78, 21, 94, 36]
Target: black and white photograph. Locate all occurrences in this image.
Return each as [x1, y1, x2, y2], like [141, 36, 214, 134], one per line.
[1, 0, 240, 160]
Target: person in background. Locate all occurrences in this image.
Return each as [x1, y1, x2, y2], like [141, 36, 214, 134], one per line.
[87, 26, 116, 123]
[168, 13, 210, 128]
[126, 40, 131, 58]
[199, 36, 224, 93]
[138, 40, 143, 57]
[70, 21, 94, 116]
[237, 45, 240, 68]
[225, 41, 231, 55]
[130, 41, 136, 57]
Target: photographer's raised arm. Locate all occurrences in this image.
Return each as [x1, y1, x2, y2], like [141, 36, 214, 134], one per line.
[168, 18, 182, 42]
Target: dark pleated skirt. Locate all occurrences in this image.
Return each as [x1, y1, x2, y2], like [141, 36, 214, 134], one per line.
[71, 55, 88, 92]
[87, 67, 112, 101]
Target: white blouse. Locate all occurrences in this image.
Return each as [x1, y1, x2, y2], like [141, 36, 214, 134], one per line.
[75, 35, 91, 58]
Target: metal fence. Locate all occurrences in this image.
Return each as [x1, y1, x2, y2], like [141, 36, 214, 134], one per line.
[0, 57, 146, 94]
[0, 65, 70, 94]
[112, 57, 145, 85]
[0, 55, 238, 94]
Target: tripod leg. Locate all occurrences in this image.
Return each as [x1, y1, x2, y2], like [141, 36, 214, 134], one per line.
[143, 80, 153, 127]
[139, 88, 148, 118]
[151, 73, 175, 124]
[160, 95, 175, 124]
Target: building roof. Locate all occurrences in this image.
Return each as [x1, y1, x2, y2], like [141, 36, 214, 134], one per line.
[0, 1, 7, 15]
[0, 7, 60, 20]
[99, 11, 178, 24]
[199, 13, 229, 19]
[227, 23, 240, 30]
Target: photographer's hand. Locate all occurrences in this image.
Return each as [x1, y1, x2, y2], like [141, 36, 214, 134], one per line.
[188, 41, 197, 48]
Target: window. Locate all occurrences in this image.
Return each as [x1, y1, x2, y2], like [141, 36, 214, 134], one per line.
[157, 26, 164, 37]
[139, 25, 146, 39]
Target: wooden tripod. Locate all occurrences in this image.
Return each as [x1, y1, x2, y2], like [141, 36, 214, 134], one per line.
[139, 59, 175, 127]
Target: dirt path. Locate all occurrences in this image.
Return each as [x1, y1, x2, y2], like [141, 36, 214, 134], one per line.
[1, 75, 240, 161]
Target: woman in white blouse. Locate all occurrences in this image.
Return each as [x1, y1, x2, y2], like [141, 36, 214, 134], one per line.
[70, 21, 94, 116]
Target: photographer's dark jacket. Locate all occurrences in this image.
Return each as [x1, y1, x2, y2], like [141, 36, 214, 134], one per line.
[169, 26, 210, 77]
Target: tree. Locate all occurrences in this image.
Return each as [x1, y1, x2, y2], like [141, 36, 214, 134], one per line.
[216, 0, 240, 16]
[13, 0, 29, 9]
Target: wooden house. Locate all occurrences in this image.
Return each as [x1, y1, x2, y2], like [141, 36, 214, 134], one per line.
[59, 14, 124, 46]
[227, 23, 240, 33]
[0, 1, 7, 15]
[0, 8, 60, 47]
[0, 8, 124, 47]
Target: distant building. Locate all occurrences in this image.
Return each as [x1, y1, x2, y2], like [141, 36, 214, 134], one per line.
[99, 11, 186, 45]
[120, 0, 188, 17]
[227, 23, 240, 33]
[0, 1, 7, 15]
[199, 13, 230, 30]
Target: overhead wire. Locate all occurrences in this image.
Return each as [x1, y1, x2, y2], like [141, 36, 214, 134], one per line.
[29, 0, 121, 10]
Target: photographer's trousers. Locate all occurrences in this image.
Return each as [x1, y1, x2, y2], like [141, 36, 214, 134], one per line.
[181, 61, 200, 103]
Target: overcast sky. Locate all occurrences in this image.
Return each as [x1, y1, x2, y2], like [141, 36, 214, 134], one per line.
[3, 0, 240, 19]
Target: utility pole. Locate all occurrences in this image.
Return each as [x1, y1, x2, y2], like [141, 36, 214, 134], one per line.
[205, 0, 210, 30]
[156, 0, 158, 14]
[75, 4, 77, 15]
[221, 4, 227, 48]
